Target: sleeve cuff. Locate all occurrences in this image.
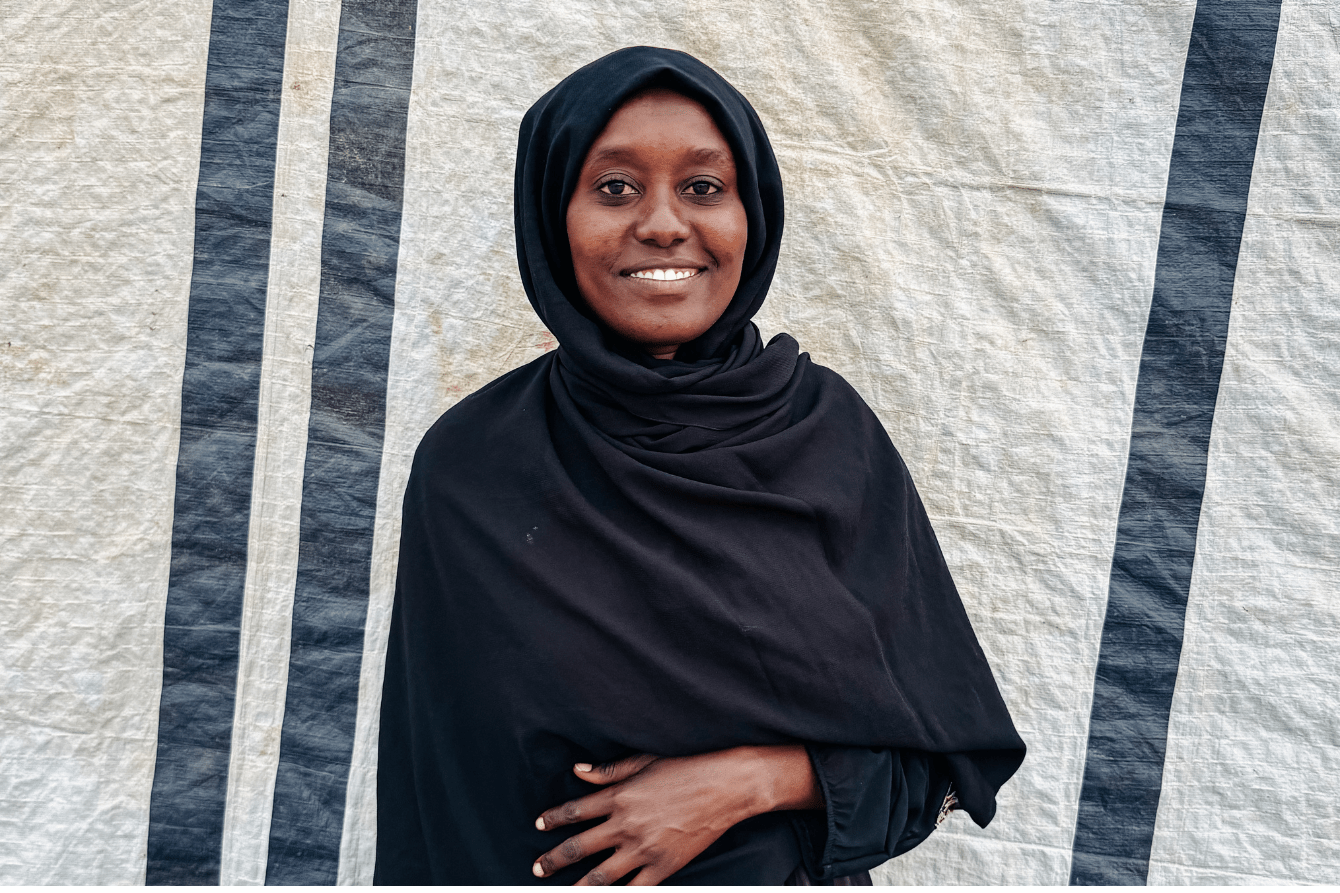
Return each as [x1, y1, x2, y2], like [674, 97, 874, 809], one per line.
[793, 744, 899, 880]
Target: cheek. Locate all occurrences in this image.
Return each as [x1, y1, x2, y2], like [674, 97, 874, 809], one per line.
[710, 206, 749, 272]
[703, 208, 748, 321]
[566, 205, 619, 278]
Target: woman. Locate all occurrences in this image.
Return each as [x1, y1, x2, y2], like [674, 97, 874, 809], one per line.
[375, 46, 1025, 885]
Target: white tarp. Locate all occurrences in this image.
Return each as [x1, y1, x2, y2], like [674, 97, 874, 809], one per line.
[1, 0, 1336, 884]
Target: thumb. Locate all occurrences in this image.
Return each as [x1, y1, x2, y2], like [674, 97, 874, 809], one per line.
[574, 753, 659, 786]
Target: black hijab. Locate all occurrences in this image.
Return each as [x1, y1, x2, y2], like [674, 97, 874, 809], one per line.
[376, 46, 1024, 884]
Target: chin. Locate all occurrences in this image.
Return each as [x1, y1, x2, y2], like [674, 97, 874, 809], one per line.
[629, 319, 714, 348]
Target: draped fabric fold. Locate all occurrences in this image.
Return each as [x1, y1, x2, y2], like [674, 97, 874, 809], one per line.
[376, 46, 1024, 884]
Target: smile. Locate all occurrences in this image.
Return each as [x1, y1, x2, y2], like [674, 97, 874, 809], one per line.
[627, 268, 701, 282]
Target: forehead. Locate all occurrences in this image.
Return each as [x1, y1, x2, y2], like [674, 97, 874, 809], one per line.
[583, 89, 735, 168]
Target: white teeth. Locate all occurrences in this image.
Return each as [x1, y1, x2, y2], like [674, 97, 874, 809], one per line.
[630, 268, 698, 281]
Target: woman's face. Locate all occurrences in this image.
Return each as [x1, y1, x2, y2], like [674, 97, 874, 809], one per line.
[566, 89, 748, 360]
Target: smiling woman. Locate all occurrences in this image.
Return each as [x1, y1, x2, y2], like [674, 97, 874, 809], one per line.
[566, 90, 747, 360]
[373, 46, 1025, 886]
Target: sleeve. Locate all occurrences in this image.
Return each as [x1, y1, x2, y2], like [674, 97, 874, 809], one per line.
[791, 745, 955, 880]
[373, 483, 434, 884]
[372, 587, 434, 883]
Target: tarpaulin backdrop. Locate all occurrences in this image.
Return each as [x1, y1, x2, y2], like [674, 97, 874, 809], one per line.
[2, 0, 1336, 884]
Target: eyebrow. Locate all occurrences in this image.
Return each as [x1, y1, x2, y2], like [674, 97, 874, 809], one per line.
[586, 146, 734, 167]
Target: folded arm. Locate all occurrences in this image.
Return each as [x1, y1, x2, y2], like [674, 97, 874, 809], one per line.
[532, 745, 822, 886]
[533, 742, 955, 886]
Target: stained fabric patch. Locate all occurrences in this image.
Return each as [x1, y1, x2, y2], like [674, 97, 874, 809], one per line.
[1069, 1, 1283, 884]
[146, 0, 291, 883]
[262, 0, 418, 883]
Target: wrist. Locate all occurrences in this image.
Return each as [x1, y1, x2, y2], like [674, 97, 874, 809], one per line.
[720, 744, 822, 818]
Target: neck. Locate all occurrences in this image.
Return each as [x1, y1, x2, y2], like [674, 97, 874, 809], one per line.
[646, 344, 680, 361]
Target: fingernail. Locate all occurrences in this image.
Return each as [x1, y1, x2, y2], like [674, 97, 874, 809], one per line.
[574, 762, 592, 773]
[535, 816, 545, 831]
[533, 862, 544, 877]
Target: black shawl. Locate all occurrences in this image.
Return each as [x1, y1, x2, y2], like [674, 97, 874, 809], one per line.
[375, 46, 1024, 885]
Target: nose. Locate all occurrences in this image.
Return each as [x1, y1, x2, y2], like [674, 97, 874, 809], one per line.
[633, 186, 690, 248]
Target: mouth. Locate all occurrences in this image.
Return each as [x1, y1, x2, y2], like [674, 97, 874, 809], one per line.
[624, 267, 703, 282]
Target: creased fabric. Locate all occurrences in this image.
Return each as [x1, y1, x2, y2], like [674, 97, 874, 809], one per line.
[374, 46, 1024, 884]
[796, 746, 953, 879]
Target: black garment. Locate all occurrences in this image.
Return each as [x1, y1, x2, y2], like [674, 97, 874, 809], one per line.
[375, 47, 1025, 885]
[786, 860, 873, 885]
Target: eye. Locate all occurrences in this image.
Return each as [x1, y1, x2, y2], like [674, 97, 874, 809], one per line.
[685, 180, 721, 196]
[598, 180, 635, 196]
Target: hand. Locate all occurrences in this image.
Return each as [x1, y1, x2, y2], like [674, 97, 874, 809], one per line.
[532, 745, 821, 886]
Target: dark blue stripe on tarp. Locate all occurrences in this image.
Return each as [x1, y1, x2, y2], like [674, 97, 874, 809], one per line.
[1069, 1, 1281, 884]
[147, 0, 290, 884]
[263, 0, 417, 883]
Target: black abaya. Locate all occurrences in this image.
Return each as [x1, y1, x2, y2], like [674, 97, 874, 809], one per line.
[375, 46, 1025, 885]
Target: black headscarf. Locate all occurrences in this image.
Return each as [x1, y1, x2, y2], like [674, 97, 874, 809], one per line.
[376, 46, 1024, 885]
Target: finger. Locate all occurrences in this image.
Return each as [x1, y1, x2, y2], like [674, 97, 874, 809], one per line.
[624, 848, 690, 887]
[575, 753, 659, 786]
[532, 824, 615, 878]
[574, 853, 643, 887]
[535, 788, 613, 832]
[627, 864, 671, 886]
[626, 853, 688, 887]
